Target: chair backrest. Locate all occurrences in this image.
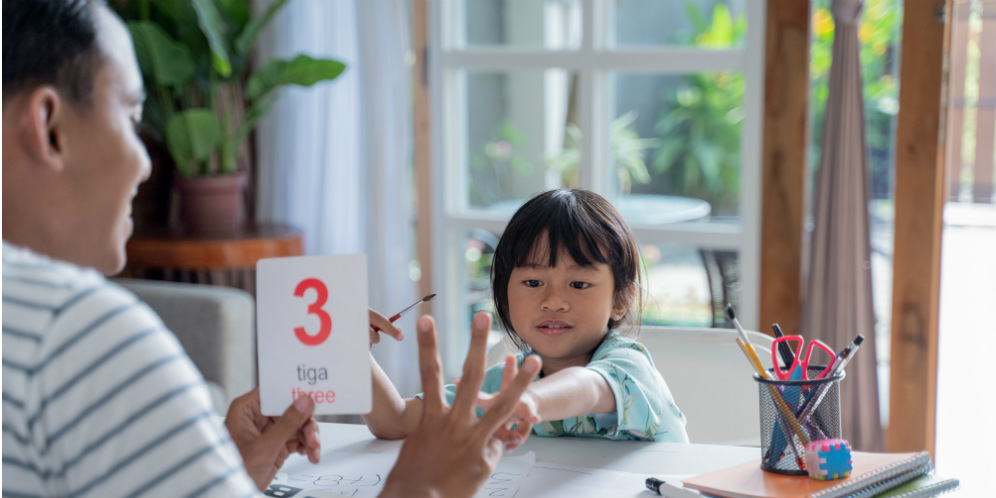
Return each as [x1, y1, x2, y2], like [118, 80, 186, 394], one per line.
[114, 278, 256, 414]
[629, 325, 773, 446]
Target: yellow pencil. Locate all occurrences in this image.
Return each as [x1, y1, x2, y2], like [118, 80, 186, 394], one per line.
[736, 338, 810, 467]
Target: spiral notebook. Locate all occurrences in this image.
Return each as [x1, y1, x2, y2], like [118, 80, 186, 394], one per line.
[870, 472, 960, 498]
[682, 450, 936, 498]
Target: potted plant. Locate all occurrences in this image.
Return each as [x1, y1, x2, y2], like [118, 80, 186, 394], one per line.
[113, 0, 345, 234]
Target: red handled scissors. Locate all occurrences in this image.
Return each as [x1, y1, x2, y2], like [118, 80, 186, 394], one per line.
[771, 335, 836, 381]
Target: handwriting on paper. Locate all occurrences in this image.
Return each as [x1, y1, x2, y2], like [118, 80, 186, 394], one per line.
[267, 451, 536, 498]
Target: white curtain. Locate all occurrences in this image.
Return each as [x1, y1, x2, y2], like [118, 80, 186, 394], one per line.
[255, 0, 420, 397]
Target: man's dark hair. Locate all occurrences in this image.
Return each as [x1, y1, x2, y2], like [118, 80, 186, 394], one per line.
[2, 0, 104, 104]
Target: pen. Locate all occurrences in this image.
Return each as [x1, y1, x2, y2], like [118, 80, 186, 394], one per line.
[829, 334, 864, 377]
[772, 323, 796, 369]
[796, 334, 865, 424]
[645, 478, 701, 498]
[373, 294, 436, 331]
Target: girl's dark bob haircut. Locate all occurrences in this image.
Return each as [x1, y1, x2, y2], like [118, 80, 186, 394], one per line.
[491, 189, 642, 349]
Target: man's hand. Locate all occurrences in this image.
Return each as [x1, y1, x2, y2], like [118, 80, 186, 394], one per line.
[225, 388, 320, 491]
[380, 312, 541, 498]
[477, 355, 541, 451]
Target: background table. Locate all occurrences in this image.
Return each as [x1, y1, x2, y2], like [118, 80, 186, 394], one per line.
[124, 222, 304, 296]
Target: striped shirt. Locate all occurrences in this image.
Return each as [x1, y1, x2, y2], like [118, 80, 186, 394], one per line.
[2, 241, 260, 498]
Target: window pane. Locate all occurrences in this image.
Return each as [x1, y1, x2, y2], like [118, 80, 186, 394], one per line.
[611, 72, 744, 221]
[465, 70, 575, 209]
[641, 242, 739, 327]
[613, 0, 747, 48]
[461, 0, 581, 49]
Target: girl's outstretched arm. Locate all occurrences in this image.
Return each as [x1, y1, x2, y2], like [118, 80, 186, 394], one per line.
[524, 366, 615, 421]
[362, 309, 423, 439]
[363, 354, 423, 439]
[478, 363, 615, 449]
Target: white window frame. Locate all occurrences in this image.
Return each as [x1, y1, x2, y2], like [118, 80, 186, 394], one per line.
[429, 0, 767, 376]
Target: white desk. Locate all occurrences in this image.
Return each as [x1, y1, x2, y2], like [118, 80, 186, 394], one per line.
[272, 422, 760, 497]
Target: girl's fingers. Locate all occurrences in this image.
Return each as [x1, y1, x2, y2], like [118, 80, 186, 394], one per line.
[369, 309, 403, 341]
[477, 355, 541, 435]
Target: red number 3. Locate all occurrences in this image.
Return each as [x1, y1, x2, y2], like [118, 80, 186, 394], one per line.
[294, 278, 332, 346]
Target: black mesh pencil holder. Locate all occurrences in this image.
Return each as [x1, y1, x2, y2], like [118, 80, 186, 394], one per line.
[754, 366, 844, 475]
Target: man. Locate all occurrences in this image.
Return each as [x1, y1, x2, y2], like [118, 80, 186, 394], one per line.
[3, 1, 537, 497]
[3, 0, 320, 495]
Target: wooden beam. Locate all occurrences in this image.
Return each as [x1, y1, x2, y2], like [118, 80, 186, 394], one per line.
[412, 0, 434, 316]
[759, 1, 810, 337]
[887, 0, 952, 457]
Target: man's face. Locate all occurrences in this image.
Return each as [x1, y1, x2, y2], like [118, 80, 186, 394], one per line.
[57, 6, 150, 274]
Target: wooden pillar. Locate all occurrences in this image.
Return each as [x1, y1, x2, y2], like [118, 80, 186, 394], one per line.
[887, 0, 952, 457]
[412, 0, 434, 315]
[760, 1, 810, 336]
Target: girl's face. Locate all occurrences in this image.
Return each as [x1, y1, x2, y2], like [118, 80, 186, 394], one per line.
[506, 239, 627, 373]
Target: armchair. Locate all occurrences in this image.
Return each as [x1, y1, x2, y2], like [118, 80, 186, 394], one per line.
[114, 278, 256, 414]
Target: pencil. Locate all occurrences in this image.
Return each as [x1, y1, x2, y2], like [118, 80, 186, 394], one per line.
[736, 338, 809, 469]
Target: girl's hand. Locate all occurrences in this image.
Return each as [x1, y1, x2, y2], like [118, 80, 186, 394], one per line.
[368, 308, 403, 348]
[475, 355, 541, 451]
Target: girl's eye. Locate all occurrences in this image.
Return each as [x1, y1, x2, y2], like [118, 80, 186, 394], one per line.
[570, 281, 591, 290]
[524, 280, 541, 288]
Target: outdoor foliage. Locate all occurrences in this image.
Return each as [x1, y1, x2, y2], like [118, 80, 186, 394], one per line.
[468, 122, 535, 206]
[650, 3, 746, 216]
[548, 111, 661, 194]
[113, 0, 346, 177]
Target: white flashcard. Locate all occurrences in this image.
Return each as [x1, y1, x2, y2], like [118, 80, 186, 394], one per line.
[256, 254, 370, 416]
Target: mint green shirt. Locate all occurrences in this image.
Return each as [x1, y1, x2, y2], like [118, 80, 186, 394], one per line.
[429, 331, 689, 442]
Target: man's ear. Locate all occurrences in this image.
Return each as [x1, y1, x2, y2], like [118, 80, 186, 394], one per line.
[21, 86, 67, 171]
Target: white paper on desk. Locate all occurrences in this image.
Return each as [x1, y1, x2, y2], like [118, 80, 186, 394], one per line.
[517, 462, 689, 498]
[269, 451, 535, 497]
[256, 254, 371, 416]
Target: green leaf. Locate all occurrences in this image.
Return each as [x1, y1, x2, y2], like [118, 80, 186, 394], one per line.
[127, 21, 195, 87]
[215, 0, 251, 28]
[246, 55, 346, 101]
[191, 0, 232, 77]
[154, 0, 191, 24]
[233, 93, 277, 149]
[166, 109, 223, 177]
[235, 0, 289, 56]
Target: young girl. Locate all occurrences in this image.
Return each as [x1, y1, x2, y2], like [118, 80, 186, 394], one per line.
[364, 188, 688, 445]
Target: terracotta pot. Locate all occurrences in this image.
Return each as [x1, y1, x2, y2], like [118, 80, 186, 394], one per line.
[174, 172, 247, 235]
